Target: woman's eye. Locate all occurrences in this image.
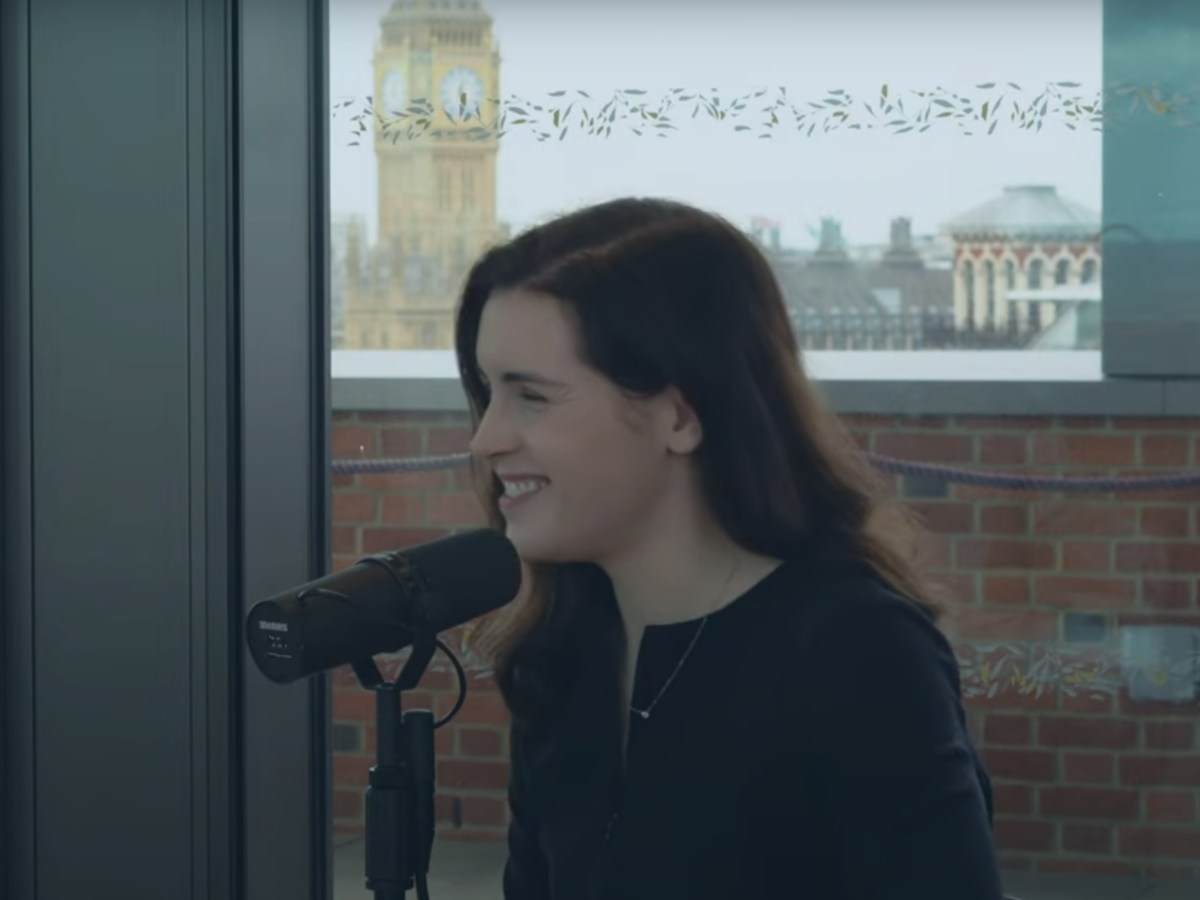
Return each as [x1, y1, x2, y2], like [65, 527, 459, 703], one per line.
[520, 391, 547, 404]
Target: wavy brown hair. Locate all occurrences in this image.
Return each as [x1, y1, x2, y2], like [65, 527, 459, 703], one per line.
[454, 198, 938, 731]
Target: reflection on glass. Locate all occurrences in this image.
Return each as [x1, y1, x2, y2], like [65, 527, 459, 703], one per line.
[326, 0, 1199, 897]
[1102, 0, 1200, 334]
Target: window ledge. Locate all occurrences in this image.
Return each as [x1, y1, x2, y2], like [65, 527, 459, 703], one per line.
[330, 351, 1200, 417]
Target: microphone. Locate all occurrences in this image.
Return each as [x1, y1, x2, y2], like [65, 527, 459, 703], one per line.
[245, 527, 522, 684]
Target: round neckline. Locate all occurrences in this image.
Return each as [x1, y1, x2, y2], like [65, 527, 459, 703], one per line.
[641, 557, 792, 633]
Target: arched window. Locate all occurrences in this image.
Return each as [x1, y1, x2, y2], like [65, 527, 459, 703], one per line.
[984, 260, 996, 329]
[1055, 258, 1070, 285]
[962, 260, 975, 327]
[1081, 259, 1097, 284]
[1028, 259, 1044, 289]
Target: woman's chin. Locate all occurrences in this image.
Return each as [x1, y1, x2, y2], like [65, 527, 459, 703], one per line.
[505, 526, 575, 565]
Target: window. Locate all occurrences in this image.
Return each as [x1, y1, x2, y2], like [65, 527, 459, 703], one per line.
[962, 260, 975, 329]
[462, 167, 476, 212]
[19, 1, 1200, 898]
[1029, 258, 1044, 289]
[1081, 258, 1097, 284]
[984, 260, 996, 329]
[326, 3, 1200, 897]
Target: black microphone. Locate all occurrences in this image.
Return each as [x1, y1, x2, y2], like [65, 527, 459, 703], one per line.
[245, 528, 521, 684]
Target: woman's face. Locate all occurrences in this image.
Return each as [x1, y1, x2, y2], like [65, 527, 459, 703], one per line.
[469, 289, 699, 564]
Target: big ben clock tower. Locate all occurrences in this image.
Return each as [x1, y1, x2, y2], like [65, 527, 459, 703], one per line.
[344, 0, 502, 350]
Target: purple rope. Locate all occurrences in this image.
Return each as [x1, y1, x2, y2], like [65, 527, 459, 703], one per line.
[332, 451, 1200, 494]
[865, 454, 1200, 493]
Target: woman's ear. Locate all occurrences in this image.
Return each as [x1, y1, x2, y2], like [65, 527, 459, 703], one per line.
[663, 386, 703, 455]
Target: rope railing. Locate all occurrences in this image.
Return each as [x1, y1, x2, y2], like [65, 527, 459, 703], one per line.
[336, 450, 1200, 691]
[332, 451, 1200, 493]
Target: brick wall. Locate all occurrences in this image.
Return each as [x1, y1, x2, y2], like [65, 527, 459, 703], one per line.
[330, 409, 1200, 879]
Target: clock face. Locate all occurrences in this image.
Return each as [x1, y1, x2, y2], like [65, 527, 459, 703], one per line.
[381, 68, 407, 116]
[439, 67, 485, 119]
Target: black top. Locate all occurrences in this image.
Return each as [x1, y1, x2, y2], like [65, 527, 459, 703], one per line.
[501, 557, 1005, 900]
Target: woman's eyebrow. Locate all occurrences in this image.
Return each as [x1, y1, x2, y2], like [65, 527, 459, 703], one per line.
[494, 370, 566, 388]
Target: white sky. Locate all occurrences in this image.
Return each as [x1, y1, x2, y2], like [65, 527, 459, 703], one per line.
[329, 0, 1103, 248]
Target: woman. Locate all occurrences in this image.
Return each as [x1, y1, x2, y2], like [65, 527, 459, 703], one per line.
[455, 198, 1003, 900]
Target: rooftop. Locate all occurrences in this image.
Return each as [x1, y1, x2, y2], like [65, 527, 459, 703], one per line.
[772, 256, 951, 315]
[941, 185, 1101, 241]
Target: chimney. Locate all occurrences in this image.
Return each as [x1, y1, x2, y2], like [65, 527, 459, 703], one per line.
[882, 216, 923, 268]
[811, 217, 849, 265]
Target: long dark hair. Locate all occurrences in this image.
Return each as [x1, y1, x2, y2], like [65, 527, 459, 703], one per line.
[454, 198, 938, 731]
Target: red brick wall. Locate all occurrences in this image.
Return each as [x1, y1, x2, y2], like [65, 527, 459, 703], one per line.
[330, 409, 1200, 879]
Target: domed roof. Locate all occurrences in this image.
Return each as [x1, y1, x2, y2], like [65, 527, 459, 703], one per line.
[942, 185, 1099, 240]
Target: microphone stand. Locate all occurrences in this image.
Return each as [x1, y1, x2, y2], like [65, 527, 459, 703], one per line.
[350, 628, 438, 900]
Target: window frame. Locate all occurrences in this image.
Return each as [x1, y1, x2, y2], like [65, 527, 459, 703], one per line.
[2, 1, 332, 899]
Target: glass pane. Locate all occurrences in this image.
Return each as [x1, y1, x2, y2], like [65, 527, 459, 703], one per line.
[326, 1, 1199, 897]
[896, 417, 1200, 896]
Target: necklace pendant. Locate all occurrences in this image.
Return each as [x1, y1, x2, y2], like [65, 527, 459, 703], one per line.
[625, 611, 713, 727]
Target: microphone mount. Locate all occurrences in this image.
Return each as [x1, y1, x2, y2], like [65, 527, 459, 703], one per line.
[344, 583, 469, 900]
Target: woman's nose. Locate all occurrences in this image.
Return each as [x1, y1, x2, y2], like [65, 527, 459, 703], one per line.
[468, 405, 516, 460]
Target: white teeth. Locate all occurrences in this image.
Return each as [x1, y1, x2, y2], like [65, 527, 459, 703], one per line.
[503, 480, 546, 498]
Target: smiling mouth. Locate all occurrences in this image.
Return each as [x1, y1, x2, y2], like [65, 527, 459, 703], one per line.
[499, 478, 548, 505]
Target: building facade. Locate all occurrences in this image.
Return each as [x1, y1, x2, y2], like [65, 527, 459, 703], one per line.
[943, 185, 1101, 345]
[341, 0, 504, 350]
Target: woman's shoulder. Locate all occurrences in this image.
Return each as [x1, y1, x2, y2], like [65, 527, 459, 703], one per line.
[769, 559, 940, 633]
[763, 560, 960, 689]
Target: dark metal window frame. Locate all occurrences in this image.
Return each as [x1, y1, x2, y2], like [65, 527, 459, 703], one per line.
[2, 0, 331, 898]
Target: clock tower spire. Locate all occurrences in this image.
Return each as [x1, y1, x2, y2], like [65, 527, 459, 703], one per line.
[344, 0, 502, 350]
